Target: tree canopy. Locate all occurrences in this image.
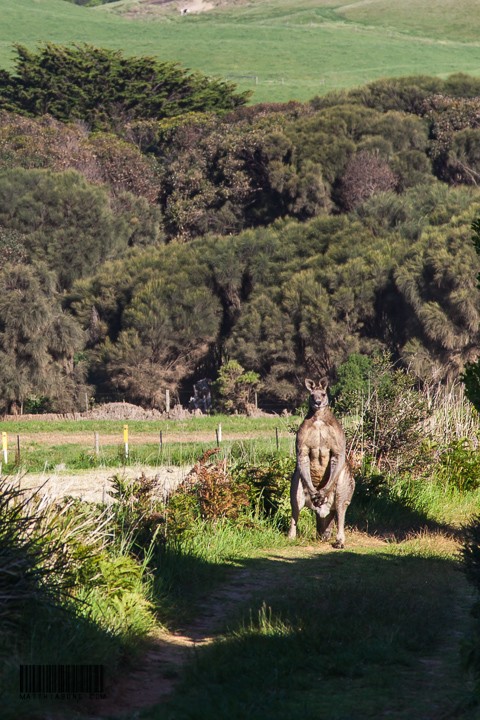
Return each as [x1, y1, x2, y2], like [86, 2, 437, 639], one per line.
[1, 64, 480, 410]
[0, 44, 249, 130]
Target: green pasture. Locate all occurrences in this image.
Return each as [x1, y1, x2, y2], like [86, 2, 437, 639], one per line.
[4, 437, 294, 473]
[3, 0, 480, 103]
[0, 415, 297, 471]
[0, 414, 289, 435]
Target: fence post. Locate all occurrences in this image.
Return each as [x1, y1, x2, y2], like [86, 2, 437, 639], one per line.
[94, 432, 100, 456]
[123, 424, 129, 460]
[275, 427, 279, 451]
[216, 424, 222, 444]
[165, 389, 171, 414]
[15, 435, 20, 466]
[159, 431, 163, 451]
[2, 432, 7, 465]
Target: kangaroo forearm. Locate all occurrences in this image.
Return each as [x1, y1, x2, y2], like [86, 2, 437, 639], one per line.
[322, 453, 345, 493]
[298, 458, 318, 496]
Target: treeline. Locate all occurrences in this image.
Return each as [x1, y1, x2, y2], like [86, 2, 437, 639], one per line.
[2, 44, 480, 412]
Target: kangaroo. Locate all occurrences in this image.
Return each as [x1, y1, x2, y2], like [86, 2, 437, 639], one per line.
[288, 378, 355, 548]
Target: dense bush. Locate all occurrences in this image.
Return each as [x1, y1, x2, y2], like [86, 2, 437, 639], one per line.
[166, 450, 251, 540]
[1, 67, 480, 407]
[0, 262, 87, 414]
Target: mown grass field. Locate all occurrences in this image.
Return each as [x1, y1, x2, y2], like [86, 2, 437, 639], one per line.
[3, 0, 480, 103]
[0, 415, 296, 472]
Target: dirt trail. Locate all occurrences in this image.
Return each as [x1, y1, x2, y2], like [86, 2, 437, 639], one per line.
[16, 466, 191, 504]
[84, 535, 387, 719]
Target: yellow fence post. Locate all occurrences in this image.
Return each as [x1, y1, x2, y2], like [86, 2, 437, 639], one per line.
[123, 424, 129, 460]
[2, 432, 7, 465]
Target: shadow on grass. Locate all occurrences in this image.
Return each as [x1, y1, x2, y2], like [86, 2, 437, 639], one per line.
[140, 547, 473, 720]
[0, 581, 135, 720]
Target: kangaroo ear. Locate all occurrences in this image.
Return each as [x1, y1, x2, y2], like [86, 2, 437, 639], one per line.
[305, 378, 316, 392]
[319, 376, 329, 390]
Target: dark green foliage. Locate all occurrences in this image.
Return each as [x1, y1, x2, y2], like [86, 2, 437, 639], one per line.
[0, 44, 249, 130]
[0, 167, 162, 289]
[1, 70, 480, 408]
[232, 455, 295, 527]
[330, 353, 373, 414]
[464, 361, 480, 411]
[69, 180, 480, 407]
[128, 113, 331, 240]
[0, 263, 87, 414]
[459, 216, 480, 411]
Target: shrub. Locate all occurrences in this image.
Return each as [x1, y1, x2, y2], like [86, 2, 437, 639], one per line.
[232, 455, 295, 529]
[166, 449, 251, 539]
[331, 352, 373, 415]
[108, 472, 165, 558]
[436, 439, 480, 492]
[212, 360, 260, 413]
[353, 354, 430, 474]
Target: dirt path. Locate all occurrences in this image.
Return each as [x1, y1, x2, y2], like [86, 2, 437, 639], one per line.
[84, 535, 387, 719]
[16, 466, 191, 504]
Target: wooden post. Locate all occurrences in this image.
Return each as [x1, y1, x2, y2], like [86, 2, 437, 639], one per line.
[159, 431, 163, 451]
[165, 389, 171, 414]
[2, 432, 7, 465]
[85, 392, 89, 413]
[216, 424, 222, 444]
[275, 427, 279, 451]
[94, 432, 100, 456]
[15, 435, 20, 466]
[254, 391, 258, 409]
[123, 424, 129, 460]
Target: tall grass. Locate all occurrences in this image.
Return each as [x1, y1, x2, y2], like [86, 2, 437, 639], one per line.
[0, 478, 160, 718]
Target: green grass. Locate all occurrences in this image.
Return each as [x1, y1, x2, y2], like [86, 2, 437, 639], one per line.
[155, 517, 297, 626]
[145, 543, 472, 720]
[1, 438, 296, 473]
[0, 414, 290, 434]
[3, 0, 480, 103]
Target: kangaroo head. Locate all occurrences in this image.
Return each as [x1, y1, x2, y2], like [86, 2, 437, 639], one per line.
[305, 377, 329, 411]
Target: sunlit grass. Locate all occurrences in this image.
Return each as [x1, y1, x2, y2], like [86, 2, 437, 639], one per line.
[2, 0, 480, 104]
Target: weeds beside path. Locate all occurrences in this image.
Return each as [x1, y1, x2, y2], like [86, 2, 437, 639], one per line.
[83, 530, 473, 720]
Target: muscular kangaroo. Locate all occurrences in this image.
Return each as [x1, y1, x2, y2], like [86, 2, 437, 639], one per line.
[288, 378, 355, 548]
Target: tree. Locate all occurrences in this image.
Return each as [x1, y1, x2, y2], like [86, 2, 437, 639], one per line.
[0, 168, 162, 289]
[88, 267, 222, 408]
[0, 44, 249, 130]
[0, 263, 86, 414]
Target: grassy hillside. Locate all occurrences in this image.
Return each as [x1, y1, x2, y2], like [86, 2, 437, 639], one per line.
[3, 0, 480, 103]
